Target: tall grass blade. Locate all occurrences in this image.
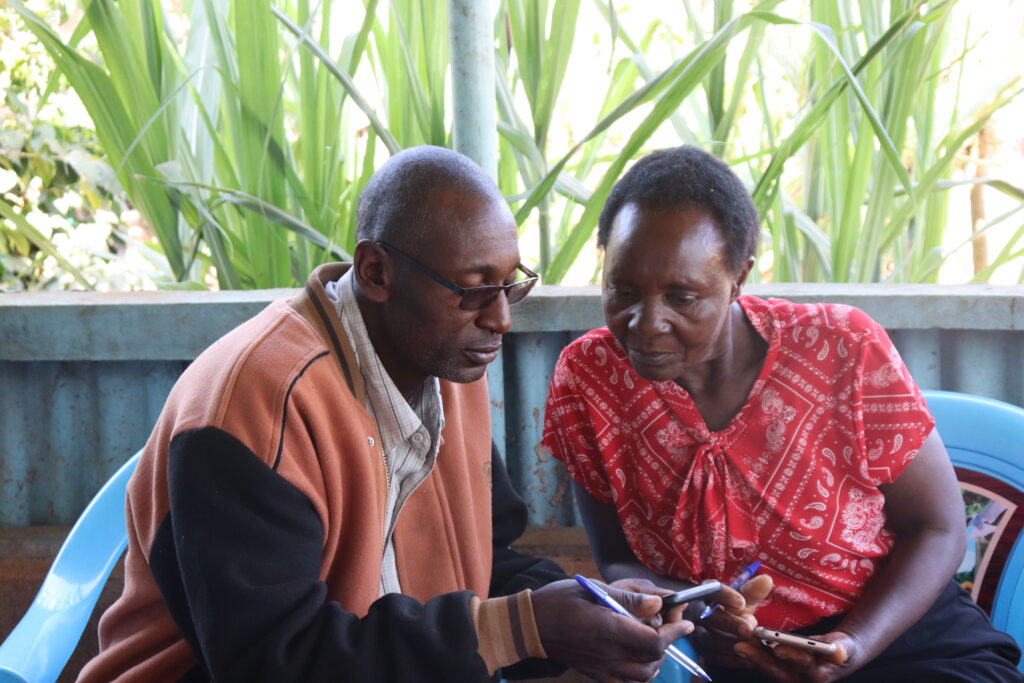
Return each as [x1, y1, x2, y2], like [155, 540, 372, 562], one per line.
[273, 5, 401, 154]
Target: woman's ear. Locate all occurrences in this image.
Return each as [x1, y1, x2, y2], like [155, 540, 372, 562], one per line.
[731, 256, 755, 300]
[353, 241, 393, 304]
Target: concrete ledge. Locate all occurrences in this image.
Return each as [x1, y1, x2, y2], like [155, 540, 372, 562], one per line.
[3, 285, 1024, 526]
[2, 284, 1022, 360]
[517, 283, 1024, 333]
[0, 289, 292, 361]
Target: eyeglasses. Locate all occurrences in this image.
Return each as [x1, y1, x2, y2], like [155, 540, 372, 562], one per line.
[376, 241, 539, 311]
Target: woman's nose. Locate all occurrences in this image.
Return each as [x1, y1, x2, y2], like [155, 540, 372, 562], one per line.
[629, 299, 670, 336]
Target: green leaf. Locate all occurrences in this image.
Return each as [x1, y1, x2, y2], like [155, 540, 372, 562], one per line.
[272, 5, 400, 155]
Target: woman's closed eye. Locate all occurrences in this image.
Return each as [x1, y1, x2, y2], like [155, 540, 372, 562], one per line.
[666, 292, 697, 308]
[606, 286, 638, 302]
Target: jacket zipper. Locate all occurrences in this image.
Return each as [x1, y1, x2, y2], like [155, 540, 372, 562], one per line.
[376, 439, 390, 554]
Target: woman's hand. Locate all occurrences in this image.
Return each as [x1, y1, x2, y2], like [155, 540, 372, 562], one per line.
[691, 573, 773, 668]
[734, 630, 854, 682]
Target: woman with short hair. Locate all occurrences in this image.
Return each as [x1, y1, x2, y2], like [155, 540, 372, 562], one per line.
[542, 146, 1022, 682]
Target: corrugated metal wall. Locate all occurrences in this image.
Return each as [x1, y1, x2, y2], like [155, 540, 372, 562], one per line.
[2, 285, 1022, 526]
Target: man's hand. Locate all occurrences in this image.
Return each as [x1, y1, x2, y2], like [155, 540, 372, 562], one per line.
[734, 630, 853, 682]
[691, 573, 773, 669]
[532, 578, 694, 682]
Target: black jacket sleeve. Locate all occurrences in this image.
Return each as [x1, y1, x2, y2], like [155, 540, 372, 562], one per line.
[489, 443, 568, 595]
[152, 426, 491, 683]
[488, 443, 569, 680]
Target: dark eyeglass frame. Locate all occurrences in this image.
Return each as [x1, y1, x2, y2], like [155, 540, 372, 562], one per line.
[376, 241, 539, 311]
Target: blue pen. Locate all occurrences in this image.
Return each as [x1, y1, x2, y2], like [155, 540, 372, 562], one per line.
[574, 574, 711, 682]
[699, 560, 761, 620]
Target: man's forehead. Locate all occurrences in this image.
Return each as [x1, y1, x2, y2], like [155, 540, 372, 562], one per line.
[427, 185, 502, 214]
[421, 187, 519, 266]
[430, 230, 519, 275]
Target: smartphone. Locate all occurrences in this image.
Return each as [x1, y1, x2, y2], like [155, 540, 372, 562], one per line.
[754, 626, 838, 655]
[660, 581, 723, 609]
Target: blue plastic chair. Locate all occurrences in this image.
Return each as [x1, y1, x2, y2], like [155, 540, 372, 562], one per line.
[923, 390, 1024, 670]
[0, 451, 140, 683]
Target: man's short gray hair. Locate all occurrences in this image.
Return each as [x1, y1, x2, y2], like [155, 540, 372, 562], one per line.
[354, 146, 505, 249]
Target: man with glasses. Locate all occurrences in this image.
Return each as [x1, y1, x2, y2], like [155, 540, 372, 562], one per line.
[79, 146, 697, 683]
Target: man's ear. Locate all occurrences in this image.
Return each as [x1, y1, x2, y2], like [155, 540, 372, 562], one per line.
[731, 256, 755, 300]
[353, 240, 393, 304]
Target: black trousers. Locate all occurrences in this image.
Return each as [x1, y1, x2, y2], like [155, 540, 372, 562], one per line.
[706, 580, 1023, 682]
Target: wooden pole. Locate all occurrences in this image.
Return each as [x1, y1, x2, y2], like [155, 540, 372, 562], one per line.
[970, 125, 992, 275]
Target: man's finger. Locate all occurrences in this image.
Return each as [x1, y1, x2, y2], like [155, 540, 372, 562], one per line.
[580, 658, 660, 683]
[609, 577, 663, 595]
[605, 583, 664, 621]
[662, 603, 686, 624]
[657, 617, 695, 644]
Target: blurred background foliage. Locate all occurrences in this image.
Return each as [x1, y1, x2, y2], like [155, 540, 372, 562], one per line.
[1, 0, 1022, 291]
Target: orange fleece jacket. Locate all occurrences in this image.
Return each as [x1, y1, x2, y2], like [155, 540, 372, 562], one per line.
[78, 264, 561, 682]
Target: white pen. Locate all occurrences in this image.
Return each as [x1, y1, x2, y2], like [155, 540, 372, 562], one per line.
[574, 574, 712, 681]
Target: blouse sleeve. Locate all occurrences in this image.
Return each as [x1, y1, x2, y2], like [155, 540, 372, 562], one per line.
[541, 344, 616, 504]
[849, 307, 936, 486]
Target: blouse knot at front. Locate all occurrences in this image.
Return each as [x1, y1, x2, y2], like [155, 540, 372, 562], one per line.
[675, 438, 760, 572]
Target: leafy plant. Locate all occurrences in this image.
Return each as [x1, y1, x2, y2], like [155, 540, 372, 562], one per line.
[511, 0, 1023, 284]
[756, 0, 1024, 283]
[0, 4, 141, 290]
[3, 0, 1022, 290]
[7, 0, 369, 289]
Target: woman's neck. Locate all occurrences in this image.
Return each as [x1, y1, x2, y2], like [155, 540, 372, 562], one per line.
[678, 300, 768, 432]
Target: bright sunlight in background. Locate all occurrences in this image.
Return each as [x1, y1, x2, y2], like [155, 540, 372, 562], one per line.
[545, 0, 1024, 285]
[1, 0, 1022, 290]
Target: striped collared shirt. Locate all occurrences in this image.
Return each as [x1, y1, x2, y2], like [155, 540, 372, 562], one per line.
[325, 271, 443, 596]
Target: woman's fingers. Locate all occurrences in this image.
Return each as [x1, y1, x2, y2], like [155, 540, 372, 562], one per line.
[739, 573, 774, 608]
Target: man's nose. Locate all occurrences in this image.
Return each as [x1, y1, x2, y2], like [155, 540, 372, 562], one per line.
[478, 290, 512, 335]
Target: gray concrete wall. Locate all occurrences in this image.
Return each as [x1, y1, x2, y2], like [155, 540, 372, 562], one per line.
[2, 284, 1022, 526]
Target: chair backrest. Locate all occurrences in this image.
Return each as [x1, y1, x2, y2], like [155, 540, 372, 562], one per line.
[923, 390, 1024, 667]
[0, 451, 140, 683]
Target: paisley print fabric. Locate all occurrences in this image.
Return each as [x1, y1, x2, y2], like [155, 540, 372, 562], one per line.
[542, 296, 934, 628]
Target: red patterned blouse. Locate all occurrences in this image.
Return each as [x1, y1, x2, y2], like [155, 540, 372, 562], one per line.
[542, 296, 935, 629]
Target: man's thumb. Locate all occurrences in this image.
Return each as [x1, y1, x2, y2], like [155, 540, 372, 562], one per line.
[606, 584, 662, 619]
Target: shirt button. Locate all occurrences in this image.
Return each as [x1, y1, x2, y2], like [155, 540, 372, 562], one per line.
[367, 437, 375, 447]
[412, 432, 425, 445]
